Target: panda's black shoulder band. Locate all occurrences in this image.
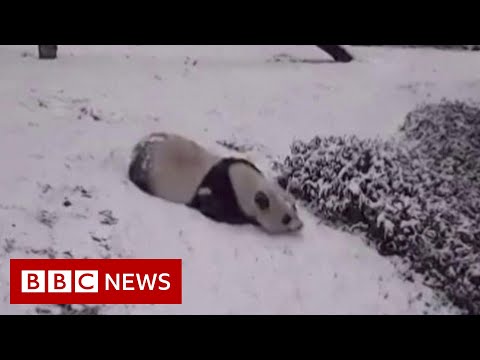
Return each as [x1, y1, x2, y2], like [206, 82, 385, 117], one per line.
[187, 157, 261, 226]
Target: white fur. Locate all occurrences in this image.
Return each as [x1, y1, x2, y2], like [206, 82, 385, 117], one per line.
[132, 132, 221, 204]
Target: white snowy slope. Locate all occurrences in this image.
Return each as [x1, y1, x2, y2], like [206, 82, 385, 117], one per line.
[1, 45, 478, 315]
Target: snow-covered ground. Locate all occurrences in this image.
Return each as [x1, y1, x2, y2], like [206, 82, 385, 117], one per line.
[1, 45, 478, 315]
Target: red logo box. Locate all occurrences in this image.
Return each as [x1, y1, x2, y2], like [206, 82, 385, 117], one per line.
[10, 259, 182, 305]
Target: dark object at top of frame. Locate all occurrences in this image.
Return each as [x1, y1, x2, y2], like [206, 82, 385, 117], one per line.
[38, 45, 58, 60]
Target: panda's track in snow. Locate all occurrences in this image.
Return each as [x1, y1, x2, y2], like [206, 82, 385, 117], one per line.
[2, 238, 15, 253]
[99, 210, 118, 226]
[182, 56, 199, 77]
[26, 247, 59, 259]
[90, 232, 112, 254]
[36, 210, 58, 229]
[275, 100, 480, 315]
[20, 51, 35, 58]
[35, 304, 103, 315]
[78, 106, 102, 122]
[74, 185, 93, 199]
[216, 139, 254, 153]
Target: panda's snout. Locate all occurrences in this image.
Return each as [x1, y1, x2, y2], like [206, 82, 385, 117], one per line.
[295, 221, 304, 231]
[289, 219, 304, 232]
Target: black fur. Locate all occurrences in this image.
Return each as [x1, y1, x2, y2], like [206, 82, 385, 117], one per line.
[128, 144, 152, 194]
[254, 191, 270, 210]
[188, 158, 262, 226]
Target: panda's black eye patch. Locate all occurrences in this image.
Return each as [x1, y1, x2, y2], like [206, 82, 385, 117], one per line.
[282, 214, 292, 225]
[254, 191, 270, 210]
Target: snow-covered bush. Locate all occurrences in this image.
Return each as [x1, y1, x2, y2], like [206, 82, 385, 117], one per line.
[275, 100, 480, 314]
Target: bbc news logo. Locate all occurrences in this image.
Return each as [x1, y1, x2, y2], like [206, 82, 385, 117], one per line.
[22, 270, 100, 293]
[10, 259, 182, 305]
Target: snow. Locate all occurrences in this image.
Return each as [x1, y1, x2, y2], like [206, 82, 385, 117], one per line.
[2, 45, 479, 315]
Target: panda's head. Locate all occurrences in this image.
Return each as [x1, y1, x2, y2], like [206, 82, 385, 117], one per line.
[226, 159, 304, 234]
[252, 184, 304, 235]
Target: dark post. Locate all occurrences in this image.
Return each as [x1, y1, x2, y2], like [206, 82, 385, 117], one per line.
[316, 45, 353, 63]
[38, 45, 58, 59]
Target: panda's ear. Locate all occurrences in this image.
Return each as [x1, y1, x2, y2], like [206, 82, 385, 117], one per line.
[254, 191, 270, 210]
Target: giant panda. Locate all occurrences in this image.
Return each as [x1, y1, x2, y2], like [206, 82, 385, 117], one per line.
[128, 132, 304, 234]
